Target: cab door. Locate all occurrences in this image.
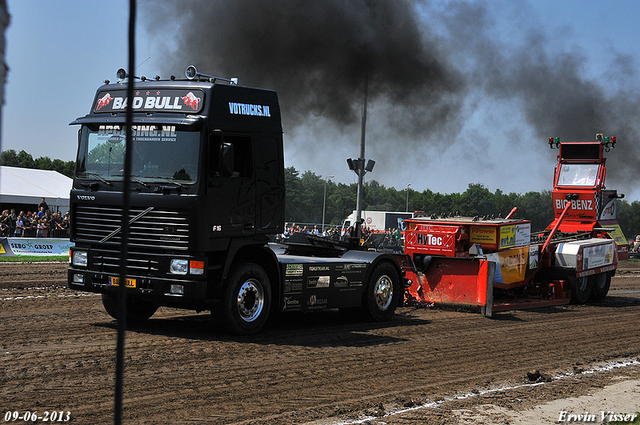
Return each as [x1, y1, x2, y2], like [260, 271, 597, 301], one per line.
[208, 133, 256, 238]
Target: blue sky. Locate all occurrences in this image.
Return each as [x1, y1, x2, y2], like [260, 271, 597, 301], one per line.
[3, 0, 640, 200]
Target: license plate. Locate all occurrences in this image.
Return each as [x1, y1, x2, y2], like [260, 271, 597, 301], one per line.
[109, 276, 136, 288]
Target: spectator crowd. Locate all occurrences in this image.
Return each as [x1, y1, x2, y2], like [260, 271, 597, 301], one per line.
[0, 198, 70, 238]
[282, 222, 402, 247]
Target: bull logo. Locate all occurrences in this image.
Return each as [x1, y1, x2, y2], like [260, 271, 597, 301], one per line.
[96, 93, 113, 110]
[181, 92, 201, 110]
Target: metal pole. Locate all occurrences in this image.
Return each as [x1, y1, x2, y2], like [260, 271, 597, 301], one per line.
[355, 74, 368, 240]
[406, 183, 411, 212]
[322, 175, 334, 233]
[115, 1, 135, 423]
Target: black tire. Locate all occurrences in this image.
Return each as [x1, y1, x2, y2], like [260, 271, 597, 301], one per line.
[101, 293, 158, 324]
[588, 272, 612, 302]
[568, 275, 592, 304]
[362, 262, 401, 322]
[220, 263, 271, 335]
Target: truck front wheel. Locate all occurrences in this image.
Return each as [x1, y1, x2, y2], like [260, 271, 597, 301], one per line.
[568, 275, 592, 304]
[362, 262, 401, 321]
[101, 293, 158, 324]
[221, 263, 271, 335]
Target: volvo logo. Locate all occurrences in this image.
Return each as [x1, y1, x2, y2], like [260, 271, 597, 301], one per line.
[163, 225, 178, 234]
[77, 195, 96, 201]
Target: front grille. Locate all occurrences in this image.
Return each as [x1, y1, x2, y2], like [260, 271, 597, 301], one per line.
[92, 248, 161, 276]
[74, 204, 190, 251]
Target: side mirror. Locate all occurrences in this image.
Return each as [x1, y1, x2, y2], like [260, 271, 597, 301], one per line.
[209, 130, 223, 183]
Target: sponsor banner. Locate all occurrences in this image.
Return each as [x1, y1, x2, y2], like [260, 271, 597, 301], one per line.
[599, 197, 617, 220]
[97, 125, 177, 143]
[405, 225, 457, 256]
[470, 225, 496, 246]
[1, 238, 73, 256]
[228, 102, 272, 117]
[552, 192, 597, 220]
[486, 246, 538, 285]
[603, 224, 627, 247]
[94, 89, 205, 113]
[582, 242, 615, 270]
[499, 225, 516, 250]
[515, 223, 531, 247]
[0, 238, 15, 256]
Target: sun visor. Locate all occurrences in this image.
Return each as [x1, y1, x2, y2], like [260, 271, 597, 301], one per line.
[70, 115, 204, 126]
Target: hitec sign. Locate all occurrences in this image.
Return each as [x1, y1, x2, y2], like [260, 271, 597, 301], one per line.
[405, 224, 458, 256]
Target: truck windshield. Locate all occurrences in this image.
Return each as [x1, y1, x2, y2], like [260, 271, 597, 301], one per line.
[75, 124, 200, 184]
[556, 163, 599, 187]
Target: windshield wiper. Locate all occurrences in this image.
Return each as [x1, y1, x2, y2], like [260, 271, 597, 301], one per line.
[130, 176, 149, 187]
[152, 176, 186, 188]
[110, 174, 151, 188]
[79, 172, 112, 186]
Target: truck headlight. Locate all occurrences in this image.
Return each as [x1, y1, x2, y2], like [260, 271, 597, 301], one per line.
[170, 259, 189, 275]
[72, 250, 88, 267]
[170, 259, 204, 275]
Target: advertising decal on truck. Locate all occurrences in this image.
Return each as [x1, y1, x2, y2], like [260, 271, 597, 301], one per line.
[94, 89, 205, 113]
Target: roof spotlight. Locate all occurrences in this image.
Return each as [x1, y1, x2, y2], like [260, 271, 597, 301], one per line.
[116, 68, 127, 81]
[186, 65, 198, 80]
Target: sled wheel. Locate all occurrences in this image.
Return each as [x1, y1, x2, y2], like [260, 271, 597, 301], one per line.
[101, 293, 158, 324]
[362, 262, 400, 321]
[568, 275, 592, 304]
[588, 272, 611, 302]
[221, 263, 271, 335]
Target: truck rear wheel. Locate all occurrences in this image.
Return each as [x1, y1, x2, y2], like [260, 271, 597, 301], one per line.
[362, 262, 400, 321]
[101, 293, 158, 324]
[221, 263, 271, 335]
[588, 272, 611, 302]
[568, 275, 592, 304]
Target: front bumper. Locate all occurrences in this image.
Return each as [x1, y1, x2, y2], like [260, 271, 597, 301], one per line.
[68, 267, 210, 306]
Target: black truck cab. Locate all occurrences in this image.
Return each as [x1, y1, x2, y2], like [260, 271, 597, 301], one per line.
[68, 67, 403, 334]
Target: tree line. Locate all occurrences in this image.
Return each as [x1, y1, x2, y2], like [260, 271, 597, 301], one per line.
[0, 149, 75, 178]
[1, 150, 639, 239]
[285, 166, 640, 240]
[286, 166, 556, 230]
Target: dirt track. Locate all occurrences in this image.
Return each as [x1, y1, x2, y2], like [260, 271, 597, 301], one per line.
[1, 262, 640, 424]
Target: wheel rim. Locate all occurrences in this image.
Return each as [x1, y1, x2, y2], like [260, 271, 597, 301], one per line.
[374, 274, 394, 311]
[236, 279, 264, 322]
[593, 273, 607, 290]
[577, 276, 589, 292]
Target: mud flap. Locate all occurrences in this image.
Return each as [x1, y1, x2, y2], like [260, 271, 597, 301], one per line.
[480, 260, 495, 318]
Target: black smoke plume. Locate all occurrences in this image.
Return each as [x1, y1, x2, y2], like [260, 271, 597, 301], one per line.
[141, 0, 640, 194]
[142, 0, 465, 135]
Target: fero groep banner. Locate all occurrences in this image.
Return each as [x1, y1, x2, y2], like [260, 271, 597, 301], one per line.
[0, 238, 73, 256]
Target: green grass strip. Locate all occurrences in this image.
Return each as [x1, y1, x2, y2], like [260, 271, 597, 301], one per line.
[0, 255, 67, 262]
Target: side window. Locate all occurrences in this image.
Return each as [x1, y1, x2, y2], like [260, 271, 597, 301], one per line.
[256, 136, 280, 179]
[226, 135, 253, 178]
[209, 133, 253, 178]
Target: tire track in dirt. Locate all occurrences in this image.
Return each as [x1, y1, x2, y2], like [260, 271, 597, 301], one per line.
[1, 262, 639, 424]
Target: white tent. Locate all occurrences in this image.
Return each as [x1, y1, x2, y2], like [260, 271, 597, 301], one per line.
[0, 166, 72, 212]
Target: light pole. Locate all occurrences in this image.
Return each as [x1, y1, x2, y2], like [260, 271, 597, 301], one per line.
[322, 175, 334, 233]
[406, 183, 411, 212]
